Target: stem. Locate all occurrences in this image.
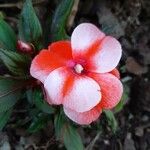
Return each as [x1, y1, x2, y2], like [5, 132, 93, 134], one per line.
[67, 0, 80, 30]
[0, 0, 46, 9]
[0, 3, 17, 8]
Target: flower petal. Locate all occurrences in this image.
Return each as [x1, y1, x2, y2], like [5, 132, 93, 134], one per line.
[86, 36, 122, 73]
[109, 68, 120, 79]
[30, 41, 72, 83]
[64, 105, 102, 125]
[44, 66, 102, 112]
[44, 67, 69, 105]
[63, 75, 102, 112]
[89, 73, 123, 109]
[71, 23, 105, 57]
[85, 36, 122, 73]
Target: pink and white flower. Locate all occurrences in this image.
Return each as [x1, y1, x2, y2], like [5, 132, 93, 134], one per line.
[30, 23, 123, 125]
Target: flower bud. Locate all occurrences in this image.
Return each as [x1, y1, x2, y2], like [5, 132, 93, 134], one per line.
[17, 40, 34, 54]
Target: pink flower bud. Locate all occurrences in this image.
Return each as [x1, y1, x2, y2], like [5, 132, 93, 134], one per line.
[17, 40, 34, 54]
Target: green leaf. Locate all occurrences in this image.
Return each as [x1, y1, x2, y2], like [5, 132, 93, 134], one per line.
[26, 89, 34, 104]
[0, 109, 12, 130]
[0, 12, 5, 19]
[114, 99, 124, 113]
[54, 110, 66, 139]
[51, 0, 74, 41]
[19, 0, 42, 47]
[114, 83, 130, 113]
[54, 110, 84, 150]
[0, 18, 17, 50]
[0, 78, 24, 113]
[28, 113, 49, 133]
[103, 110, 118, 133]
[33, 89, 55, 114]
[63, 124, 84, 150]
[0, 48, 31, 76]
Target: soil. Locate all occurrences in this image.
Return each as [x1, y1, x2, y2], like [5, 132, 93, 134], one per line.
[0, 0, 150, 149]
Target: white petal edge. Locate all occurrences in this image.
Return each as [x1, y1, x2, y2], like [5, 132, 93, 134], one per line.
[64, 106, 102, 125]
[89, 36, 122, 73]
[44, 67, 68, 105]
[71, 23, 105, 56]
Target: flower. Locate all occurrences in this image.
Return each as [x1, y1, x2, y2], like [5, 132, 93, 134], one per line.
[30, 23, 123, 125]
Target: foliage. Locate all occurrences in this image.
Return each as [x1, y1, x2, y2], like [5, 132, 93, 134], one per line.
[51, 0, 74, 41]
[0, 19, 17, 50]
[0, 48, 31, 76]
[19, 0, 42, 49]
[32, 89, 55, 114]
[0, 77, 26, 130]
[54, 110, 84, 150]
[103, 110, 118, 133]
[0, 109, 12, 130]
[0, 77, 25, 113]
[27, 112, 51, 133]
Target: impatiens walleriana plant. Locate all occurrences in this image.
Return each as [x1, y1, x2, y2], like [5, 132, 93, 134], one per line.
[30, 23, 123, 125]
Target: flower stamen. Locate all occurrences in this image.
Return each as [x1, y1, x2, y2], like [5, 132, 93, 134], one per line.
[74, 64, 84, 74]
